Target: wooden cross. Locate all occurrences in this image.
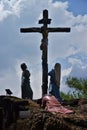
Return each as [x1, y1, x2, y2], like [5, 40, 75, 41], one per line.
[20, 9, 70, 97]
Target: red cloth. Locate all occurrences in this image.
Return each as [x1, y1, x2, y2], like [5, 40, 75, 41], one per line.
[42, 95, 73, 114]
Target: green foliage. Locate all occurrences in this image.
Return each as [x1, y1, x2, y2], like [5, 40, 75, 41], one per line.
[65, 76, 87, 99]
[61, 91, 75, 100]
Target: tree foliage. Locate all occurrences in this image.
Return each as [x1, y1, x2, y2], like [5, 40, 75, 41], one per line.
[64, 76, 87, 99]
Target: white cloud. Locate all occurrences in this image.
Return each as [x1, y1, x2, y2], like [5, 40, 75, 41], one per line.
[0, 0, 26, 21]
[9, 0, 24, 17]
[68, 57, 82, 65]
[62, 67, 72, 78]
[69, 64, 87, 79]
[0, 3, 11, 21]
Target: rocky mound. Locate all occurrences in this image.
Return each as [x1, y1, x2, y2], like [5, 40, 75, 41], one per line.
[0, 95, 87, 130]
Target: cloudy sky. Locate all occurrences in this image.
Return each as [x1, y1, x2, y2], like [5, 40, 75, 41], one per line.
[0, 0, 87, 99]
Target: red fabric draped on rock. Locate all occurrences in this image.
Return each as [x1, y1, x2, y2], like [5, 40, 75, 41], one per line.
[42, 95, 73, 114]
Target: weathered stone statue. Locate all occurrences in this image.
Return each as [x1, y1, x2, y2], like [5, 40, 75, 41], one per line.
[20, 63, 33, 99]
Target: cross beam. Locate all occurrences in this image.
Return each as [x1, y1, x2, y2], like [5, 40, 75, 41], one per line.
[20, 9, 71, 97]
[21, 27, 70, 33]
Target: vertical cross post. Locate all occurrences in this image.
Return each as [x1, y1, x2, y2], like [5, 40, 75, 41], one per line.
[39, 10, 51, 96]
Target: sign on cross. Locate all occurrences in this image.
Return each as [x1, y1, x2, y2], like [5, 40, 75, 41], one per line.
[20, 9, 71, 97]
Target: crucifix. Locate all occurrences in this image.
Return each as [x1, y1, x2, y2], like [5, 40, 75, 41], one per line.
[20, 9, 70, 97]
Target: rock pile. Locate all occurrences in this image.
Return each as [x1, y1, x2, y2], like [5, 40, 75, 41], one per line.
[0, 96, 87, 130]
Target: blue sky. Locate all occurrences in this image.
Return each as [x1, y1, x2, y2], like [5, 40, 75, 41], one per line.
[0, 0, 87, 99]
[54, 0, 87, 15]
